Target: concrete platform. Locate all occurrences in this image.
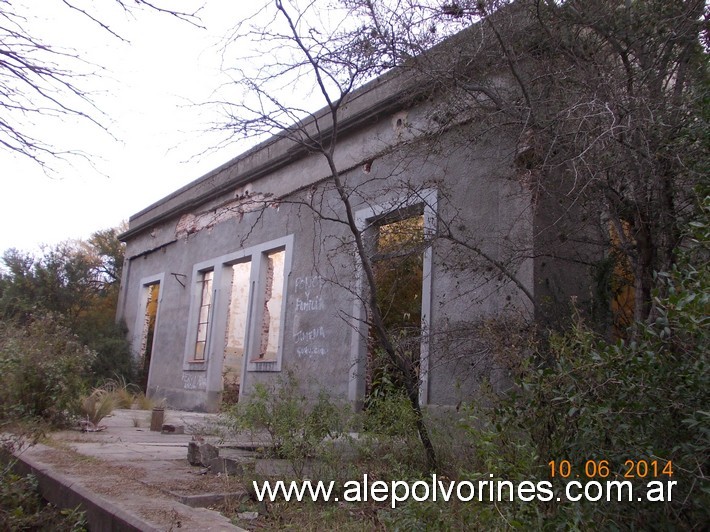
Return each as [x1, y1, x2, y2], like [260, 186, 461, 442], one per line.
[9, 409, 253, 531]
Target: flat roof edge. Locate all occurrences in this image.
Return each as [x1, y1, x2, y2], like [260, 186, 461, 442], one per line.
[120, 67, 427, 242]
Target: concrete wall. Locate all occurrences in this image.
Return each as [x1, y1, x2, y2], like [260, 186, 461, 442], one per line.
[118, 96, 543, 411]
[116, 19, 609, 410]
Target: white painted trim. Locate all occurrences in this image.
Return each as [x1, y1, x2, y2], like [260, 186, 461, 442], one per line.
[182, 235, 294, 385]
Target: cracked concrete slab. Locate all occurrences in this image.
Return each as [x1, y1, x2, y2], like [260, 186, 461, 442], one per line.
[9, 409, 253, 531]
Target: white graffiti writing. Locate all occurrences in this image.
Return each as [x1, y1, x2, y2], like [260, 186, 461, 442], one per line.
[182, 372, 207, 390]
[295, 296, 325, 312]
[296, 346, 328, 357]
[294, 326, 326, 343]
[294, 275, 323, 298]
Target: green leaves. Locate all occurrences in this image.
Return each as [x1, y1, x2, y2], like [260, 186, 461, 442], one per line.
[0, 314, 95, 426]
[0, 227, 134, 385]
[225, 374, 346, 478]
[449, 195, 710, 528]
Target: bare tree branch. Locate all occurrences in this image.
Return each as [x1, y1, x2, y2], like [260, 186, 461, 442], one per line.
[0, 0, 202, 171]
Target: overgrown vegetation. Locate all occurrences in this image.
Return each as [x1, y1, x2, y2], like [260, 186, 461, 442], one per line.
[0, 227, 145, 527]
[1, 0, 707, 528]
[0, 315, 95, 427]
[226, 375, 347, 477]
[500, 193, 709, 529]
[0, 462, 86, 531]
[0, 227, 134, 386]
[223, 196, 708, 530]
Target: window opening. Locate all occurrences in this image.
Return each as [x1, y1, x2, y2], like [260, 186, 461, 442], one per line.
[139, 282, 160, 392]
[254, 249, 285, 362]
[223, 260, 252, 403]
[185, 234, 293, 375]
[194, 270, 214, 361]
[367, 212, 425, 399]
[609, 221, 635, 337]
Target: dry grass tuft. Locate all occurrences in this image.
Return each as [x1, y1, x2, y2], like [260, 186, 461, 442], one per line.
[79, 387, 114, 429]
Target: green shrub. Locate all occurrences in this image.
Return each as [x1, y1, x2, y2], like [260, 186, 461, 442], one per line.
[81, 321, 135, 386]
[454, 198, 710, 530]
[363, 388, 418, 439]
[0, 314, 95, 426]
[0, 462, 86, 531]
[225, 375, 345, 477]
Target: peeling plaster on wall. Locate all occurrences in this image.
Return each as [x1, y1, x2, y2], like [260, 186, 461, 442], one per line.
[175, 191, 268, 239]
[392, 110, 409, 137]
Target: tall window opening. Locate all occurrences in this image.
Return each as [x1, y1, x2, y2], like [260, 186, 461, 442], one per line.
[194, 270, 214, 361]
[609, 221, 635, 337]
[139, 282, 160, 392]
[352, 190, 436, 406]
[367, 210, 425, 399]
[223, 260, 252, 403]
[255, 249, 285, 362]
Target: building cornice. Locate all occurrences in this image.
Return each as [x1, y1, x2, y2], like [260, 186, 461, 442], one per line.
[119, 67, 429, 242]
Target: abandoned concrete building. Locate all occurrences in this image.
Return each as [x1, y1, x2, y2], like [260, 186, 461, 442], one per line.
[116, 16, 597, 412]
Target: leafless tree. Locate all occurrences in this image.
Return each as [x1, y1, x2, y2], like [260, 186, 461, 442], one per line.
[214, 0, 449, 469]
[0, 0, 200, 170]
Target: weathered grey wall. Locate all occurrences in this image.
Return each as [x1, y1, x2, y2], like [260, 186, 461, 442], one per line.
[117, 61, 598, 412]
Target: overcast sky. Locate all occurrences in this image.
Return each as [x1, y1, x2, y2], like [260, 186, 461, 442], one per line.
[0, 1, 256, 253]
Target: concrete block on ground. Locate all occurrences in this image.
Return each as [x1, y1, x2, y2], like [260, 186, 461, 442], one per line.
[188, 441, 219, 466]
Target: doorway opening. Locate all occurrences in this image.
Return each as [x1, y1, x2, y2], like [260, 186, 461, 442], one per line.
[223, 260, 251, 404]
[366, 210, 425, 401]
[139, 282, 160, 393]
